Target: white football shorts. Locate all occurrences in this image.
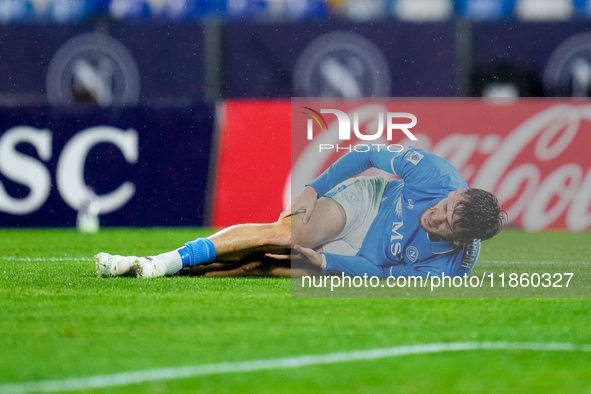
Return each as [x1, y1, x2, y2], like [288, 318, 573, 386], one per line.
[322, 176, 389, 257]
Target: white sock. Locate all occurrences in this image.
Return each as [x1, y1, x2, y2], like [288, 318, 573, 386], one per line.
[156, 250, 183, 275]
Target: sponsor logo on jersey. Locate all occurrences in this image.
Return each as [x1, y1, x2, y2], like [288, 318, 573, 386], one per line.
[395, 197, 402, 218]
[390, 220, 404, 259]
[461, 239, 480, 270]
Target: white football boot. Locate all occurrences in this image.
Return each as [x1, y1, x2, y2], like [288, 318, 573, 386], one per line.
[95, 253, 137, 277]
[133, 256, 167, 278]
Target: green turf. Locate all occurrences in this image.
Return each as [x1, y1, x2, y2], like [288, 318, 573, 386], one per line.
[0, 228, 590, 393]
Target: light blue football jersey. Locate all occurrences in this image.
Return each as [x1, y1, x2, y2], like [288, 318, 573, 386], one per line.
[308, 146, 481, 278]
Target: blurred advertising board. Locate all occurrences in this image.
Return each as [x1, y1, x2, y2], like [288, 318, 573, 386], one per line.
[213, 99, 591, 232]
[473, 21, 591, 97]
[0, 23, 206, 106]
[0, 105, 214, 227]
[223, 21, 457, 98]
[211, 100, 291, 226]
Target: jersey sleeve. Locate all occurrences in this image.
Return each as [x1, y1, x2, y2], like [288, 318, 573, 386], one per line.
[308, 146, 464, 197]
[323, 253, 436, 278]
[389, 147, 466, 190]
[390, 239, 481, 278]
[321, 253, 388, 277]
[307, 146, 401, 196]
[322, 239, 481, 278]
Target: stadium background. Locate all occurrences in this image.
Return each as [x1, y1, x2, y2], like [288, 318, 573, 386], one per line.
[1, 1, 591, 393]
[1, 0, 591, 231]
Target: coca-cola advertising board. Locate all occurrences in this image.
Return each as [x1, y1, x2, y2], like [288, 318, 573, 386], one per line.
[213, 99, 591, 233]
[211, 100, 291, 226]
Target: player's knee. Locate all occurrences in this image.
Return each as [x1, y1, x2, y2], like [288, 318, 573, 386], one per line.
[291, 229, 319, 248]
[273, 218, 314, 249]
[268, 215, 321, 248]
[290, 221, 320, 248]
[268, 219, 292, 247]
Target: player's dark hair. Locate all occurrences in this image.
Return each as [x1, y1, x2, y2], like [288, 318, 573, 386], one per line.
[452, 188, 508, 243]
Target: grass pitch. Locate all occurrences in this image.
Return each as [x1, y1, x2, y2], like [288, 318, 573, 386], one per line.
[0, 228, 590, 393]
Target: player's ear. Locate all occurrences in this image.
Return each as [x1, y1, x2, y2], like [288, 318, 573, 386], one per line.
[448, 189, 466, 198]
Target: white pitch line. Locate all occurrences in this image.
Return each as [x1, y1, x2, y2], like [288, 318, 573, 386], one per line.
[480, 260, 590, 265]
[3, 258, 93, 262]
[1, 341, 590, 394]
[4, 258, 588, 265]
[6, 258, 588, 264]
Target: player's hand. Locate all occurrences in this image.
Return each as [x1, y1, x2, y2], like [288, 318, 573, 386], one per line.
[266, 246, 323, 267]
[279, 185, 318, 224]
[293, 245, 323, 267]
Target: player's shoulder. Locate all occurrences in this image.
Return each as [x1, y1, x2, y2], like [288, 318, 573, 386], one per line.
[396, 147, 459, 177]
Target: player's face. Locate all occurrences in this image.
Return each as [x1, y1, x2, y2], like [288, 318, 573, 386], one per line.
[418, 189, 466, 241]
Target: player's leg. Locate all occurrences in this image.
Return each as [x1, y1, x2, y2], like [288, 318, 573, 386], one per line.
[178, 256, 320, 278]
[136, 196, 346, 277]
[95, 223, 286, 278]
[177, 177, 389, 278]
[206, 195, 345, 262]
[177, 197, 346, 278]
[96, 196, 346, 278]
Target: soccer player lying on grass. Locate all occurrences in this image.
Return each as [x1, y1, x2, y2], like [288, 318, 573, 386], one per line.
[95, 146, 507, 279]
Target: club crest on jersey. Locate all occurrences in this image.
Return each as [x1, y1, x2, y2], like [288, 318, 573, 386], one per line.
[405, 246, 419, 262]
[344, 190, 359, 205]
[406, 151, 424, 165]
